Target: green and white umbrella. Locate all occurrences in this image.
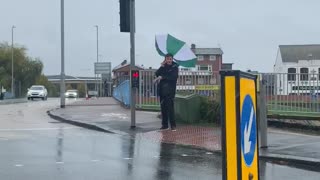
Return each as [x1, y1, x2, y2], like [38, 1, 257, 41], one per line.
[155, 34, 196, 67]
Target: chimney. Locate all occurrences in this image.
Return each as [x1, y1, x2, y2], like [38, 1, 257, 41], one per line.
[191, 44, 196, 49]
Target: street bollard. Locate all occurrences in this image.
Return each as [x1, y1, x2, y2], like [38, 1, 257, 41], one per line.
[259, 79, 268, 148]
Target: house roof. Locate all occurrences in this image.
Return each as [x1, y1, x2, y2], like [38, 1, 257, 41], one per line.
[194, 48, 223, 55]
[112, 63, 144, 72]
[279, 44, 320, 63]
[46, 75, 96, 80]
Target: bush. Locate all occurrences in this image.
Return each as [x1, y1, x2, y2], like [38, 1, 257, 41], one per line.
[200, 96, 221, 125]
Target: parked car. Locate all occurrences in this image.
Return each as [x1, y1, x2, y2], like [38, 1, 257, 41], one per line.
[65, 89, 79, 98]
[27, 85, 48, 100]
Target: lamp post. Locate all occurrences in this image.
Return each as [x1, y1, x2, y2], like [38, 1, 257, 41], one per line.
[11, 25, 16, 97]
[94, 25, 99, 96]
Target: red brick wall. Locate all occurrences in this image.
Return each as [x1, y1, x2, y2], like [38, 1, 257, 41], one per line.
[196, 55, 222, 72]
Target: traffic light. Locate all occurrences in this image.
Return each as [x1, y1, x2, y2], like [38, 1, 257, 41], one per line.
[119, 0, 130, 32]
[131, 70, 139, 88]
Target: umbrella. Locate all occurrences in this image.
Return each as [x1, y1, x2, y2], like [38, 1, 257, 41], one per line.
[155, 34, 196, 67]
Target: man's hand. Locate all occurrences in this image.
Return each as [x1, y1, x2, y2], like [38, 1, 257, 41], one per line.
[161, 60, 166, 67]
[153, 76, 162, 84]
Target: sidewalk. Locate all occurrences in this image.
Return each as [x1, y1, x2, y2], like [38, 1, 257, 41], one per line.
[48, 97, 320, 166]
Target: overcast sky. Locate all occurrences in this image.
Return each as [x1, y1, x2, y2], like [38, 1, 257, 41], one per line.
[1, 0, 320, 76]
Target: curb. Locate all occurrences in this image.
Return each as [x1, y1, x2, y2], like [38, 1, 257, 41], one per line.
[259, 152, 320, 168]
[0, 99, 28, 105]
[47, 109, 114, 134]
[212, 149, 320, 168]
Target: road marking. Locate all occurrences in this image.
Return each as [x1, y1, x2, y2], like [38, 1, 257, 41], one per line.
[206, 152, 213, 155]
[91, 160, 101, 162]
[123, 158, 133, 160]
[56, 162, 64, 164]
[0, 127, 79, 132]
[269, 128, 320, 138]
[270, 141, 320, 151]
[181, 154, 188, 157]
[15, 164, 24, 167]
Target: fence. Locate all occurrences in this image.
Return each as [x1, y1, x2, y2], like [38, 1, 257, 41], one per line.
[262, 73, 320, 119]
[137, 70, 220, 110]
[113, 72, 320, 117]
[113, 80, 130, 106]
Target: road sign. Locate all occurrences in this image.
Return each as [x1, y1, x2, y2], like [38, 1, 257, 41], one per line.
[241, 95, 257, 166]
[220, 71, 259, 180]
[95, 62, 111, 75]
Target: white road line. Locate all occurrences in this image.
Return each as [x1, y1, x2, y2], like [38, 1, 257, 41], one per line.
[269, 128, 320, 138]
[0, 127, 79, 132]
[91, 160, 101, 162]
[181, 154, 188, 157]
[123, 158, 133, 160]
[56, 162, 64, 164]
[15, 164, 24, 167]
[271, 141, 320, 151]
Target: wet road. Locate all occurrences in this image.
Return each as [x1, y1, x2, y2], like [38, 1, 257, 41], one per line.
[0, 99, 319, 180]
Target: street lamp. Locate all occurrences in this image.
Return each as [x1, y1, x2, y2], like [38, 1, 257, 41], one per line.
[11, 25, 16, 97]
[94, 25, 99, 96]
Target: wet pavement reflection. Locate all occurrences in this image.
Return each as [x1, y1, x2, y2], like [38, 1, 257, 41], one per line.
[0, 126, 319, 180]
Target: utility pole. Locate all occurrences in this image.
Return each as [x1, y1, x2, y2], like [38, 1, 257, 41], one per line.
[60, 0, 66, 108]
[11, 25, 16, 98]
[130, 0, 136, 128]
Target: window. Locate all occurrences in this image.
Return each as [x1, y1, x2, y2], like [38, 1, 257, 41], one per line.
[318, 68, 320, 80]
[198, 55, 204, 61]
[300, 68, 309, 81]
[209, 55, 216, 61]
[197, 65, 211, 71]
[180, 68, 190, 71]
[287, 68, 296, 81]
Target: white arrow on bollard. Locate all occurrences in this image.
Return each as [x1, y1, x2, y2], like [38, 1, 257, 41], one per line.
[244, 107, 254, 154]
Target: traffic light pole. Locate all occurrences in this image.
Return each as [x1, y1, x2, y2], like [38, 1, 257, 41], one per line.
[130, 0, 136, 128]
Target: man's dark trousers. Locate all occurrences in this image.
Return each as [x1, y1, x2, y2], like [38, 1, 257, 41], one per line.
[160, 94, 176, 129]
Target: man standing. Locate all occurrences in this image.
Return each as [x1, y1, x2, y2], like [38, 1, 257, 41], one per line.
[155, 54, 179, 131]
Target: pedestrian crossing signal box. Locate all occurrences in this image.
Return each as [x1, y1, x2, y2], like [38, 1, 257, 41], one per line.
[131, 70, 139, 88]
[220, 70, 260, 180]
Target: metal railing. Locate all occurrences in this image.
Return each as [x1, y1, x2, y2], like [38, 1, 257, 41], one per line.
[261, 73, 320, 117]
[113, 80, 130, 106]
[137, 70, 220, 110]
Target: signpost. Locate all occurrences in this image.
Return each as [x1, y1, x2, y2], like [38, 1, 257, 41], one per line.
[220, 71, 259, 180]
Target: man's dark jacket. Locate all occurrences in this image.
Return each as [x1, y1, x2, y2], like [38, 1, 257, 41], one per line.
[155, 62, 179, 97]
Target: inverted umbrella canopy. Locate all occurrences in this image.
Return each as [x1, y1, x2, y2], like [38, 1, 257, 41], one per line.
[155, 34, 196, 67]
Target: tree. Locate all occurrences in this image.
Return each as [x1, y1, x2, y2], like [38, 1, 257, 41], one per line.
[0, 42, 45, 97]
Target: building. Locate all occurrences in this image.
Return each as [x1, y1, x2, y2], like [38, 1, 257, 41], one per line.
[274, 44, 320, 95]
[180, 44, 224, 72]
[112, 60, 145, 86]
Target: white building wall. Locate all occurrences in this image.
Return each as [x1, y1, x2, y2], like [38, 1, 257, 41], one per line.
[274, 50, 320, 95]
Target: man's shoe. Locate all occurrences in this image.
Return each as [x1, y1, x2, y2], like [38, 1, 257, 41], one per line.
[171, 127, 177, 131]
[159, 127, 169, 130]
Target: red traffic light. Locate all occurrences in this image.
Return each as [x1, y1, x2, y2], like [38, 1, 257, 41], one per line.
[132, 72, 139, 78]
